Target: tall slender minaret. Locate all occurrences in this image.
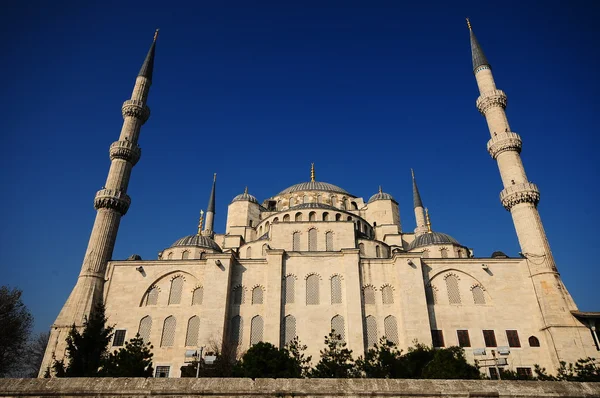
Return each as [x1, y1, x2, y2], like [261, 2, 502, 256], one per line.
[39, 31, 159, 375]
[468, 20, 583, 365]
[202, 173, 217, 238]
[412, 169, 428, 236]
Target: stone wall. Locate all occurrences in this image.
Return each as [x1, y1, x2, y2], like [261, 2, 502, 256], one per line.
[1, 378, 599, 398]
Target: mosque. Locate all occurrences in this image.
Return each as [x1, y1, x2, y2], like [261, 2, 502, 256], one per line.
[40, 23, 599, 378]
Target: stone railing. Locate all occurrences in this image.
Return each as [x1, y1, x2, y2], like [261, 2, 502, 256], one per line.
[476, 89, 507, 115]
[487, 131, 522, 159]
[94, 188, 131, 215]
[109, 140, 141, 165]
[122, 99, 150, 123]
[500, 182, 540, 211]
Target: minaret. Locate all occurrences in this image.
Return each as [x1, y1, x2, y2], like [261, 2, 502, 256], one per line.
[412, 169, 428, 236]
[39, 31, 159, 375]
[202, 173, 216, 238]
[468, 20, 581, 365]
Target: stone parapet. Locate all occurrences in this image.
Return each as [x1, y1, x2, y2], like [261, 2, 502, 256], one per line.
[109, 140, 141, 165]
[476, 89, 507, 115]
[94, 188, 131, 215]
[121, 99, 150, 123]
[500, 182, 540, 210]
[487, 132, 522, 159]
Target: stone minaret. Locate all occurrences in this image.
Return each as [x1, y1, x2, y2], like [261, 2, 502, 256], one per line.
[412, 169, 428, 236]
[202, 173, 217, 238]
[468, 20, 585, 365]
[39, 31, 159, 375]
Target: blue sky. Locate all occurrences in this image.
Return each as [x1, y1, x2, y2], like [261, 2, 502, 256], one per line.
[1, 1, 598, 333]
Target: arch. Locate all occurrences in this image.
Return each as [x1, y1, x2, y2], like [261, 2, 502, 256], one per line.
[335, 213, 341, 221]
[160, 316, 176, 347]
[265, 221, 270, 232]
[445, 274, 461, 304]
[331, 196, 337, 207]
[285, 275, 296, 304]
[199, 251, 206, 260]
[289, 197, 295, 207]
[273, 217, 279, 223]
[167, 252, 173, 260]
[425, 284, 438, 305]
[323, 212, 329, 221]
[168, 276, 184, 305]
[351, 201, 358, 210]
[347, 216, 352, 221]
[363, 285, 376, 305]
[331, 275, 342, 304]
[365, 315, 377, 349]
[232, 285, 245, 305]
[331, 315, 345, 342]
[292, 231, 301, 251]
[259, 226, 263, 236]
[283, 214, 290, 222]
[306, 274, 320, 305]
[340, 198, 347, 210]
[384, 315, 399, 345]
[192, 286, 203, 305]
[138, 316, 152, 343]
[250, 315, 264, 345]
[440, 247, 448, 258]
[471, 285, 486, 305]
[252, 286, 264, 304]
[381, 285, 394, 304]
[325, 231, 334, 251]
[303, 195, 308, 204]
[528, 336, 540, 347]
[182, 250, 190, 260]
[295, 212, 303, 222]
[308, 228, 317, 251]
[283, 315, 296, 345]
[375, 245, 381, 258]
[316, 194, 322, 203]
[185, 316, 200, 347]
[358, 243, 365, 256]
[262, 244, 268, 257]
[309, 211, 316, 221]
[422, 249, 430, 259]
[230, 315, 243, 346]
[277, 200, 282, 211]
[145, 286, 159, 306]
[246, 246, 252, 259]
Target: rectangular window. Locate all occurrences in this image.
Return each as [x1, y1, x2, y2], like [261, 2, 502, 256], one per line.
[489, 367, 499, 380]
[457, 330, 471, 347]
[516, 367, 532, 378]
[431, 330, 444, 348]
[506, 330, 521, 348]
[113, 329, 126, 347]
[483, 330, 497, 347]
[155, 366, 170, 378]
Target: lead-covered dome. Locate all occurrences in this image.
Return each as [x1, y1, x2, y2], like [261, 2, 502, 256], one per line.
[231, 188, 259, 204]
[278, 181, 351, 196]
[170, 234, 222, 251]
[409, 231, 460, 250]
[368, 191, 395, 204]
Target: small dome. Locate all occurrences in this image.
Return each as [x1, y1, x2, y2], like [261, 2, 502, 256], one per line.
[231, 190, 259, 204]
[278, 181, 351, 196]
[409, 231, 461, 250]
[170, 234, 222, 251]
[491, 251, 509, 258]
[368, 191, 395, 203]
[126, 254, 142, 261]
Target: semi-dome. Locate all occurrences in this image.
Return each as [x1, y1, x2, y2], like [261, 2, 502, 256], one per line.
[409, 231, 461, 250]
[231, 188, 259, 204]
[278, 181, 351, 196]
[169, 234, 222, 251]
[368, 191, 395, 203]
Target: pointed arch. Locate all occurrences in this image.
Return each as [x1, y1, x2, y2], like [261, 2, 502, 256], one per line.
[138, 316, 152, 343]
[192, 286, 203, 305]
[283, 315, 296, 345]
[185, 316, 200, 346]
[308, 228, 317, 251]
[160, 316, 176, 347]
[381, 285, 394, 304]
[250, 315, 264, 345]
[285, 274, 296, 304]
[145, 286, 159, 306]
[365, 315, 377, 349]
[330, 275, 342, 304]
[168, 276, 184, 305]
[445, 274, 461, 304]
[440, 247, 448, 258]
[362, 285, 376, 305]
[252, 286, 264, 305]
[292, 231, 301, 251]
[306, 274, 320, 305]
[471, 285, 486, 305]
[331, 315, 345, 342]
[335, 213, 341, 221]
[323, 212, 329, 221]
[384, 315, 399, 345]
[325, 231, 334, 251]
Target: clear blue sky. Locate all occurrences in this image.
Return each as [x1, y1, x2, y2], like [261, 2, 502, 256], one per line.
[1, 1, 598, 333]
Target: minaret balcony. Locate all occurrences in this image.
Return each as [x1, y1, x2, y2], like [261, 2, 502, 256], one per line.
[109, 140, 142, 165]
[122, 99, 150, 123]
[94, 188, 131, 215]
[487, 132, 522, 159]
[476, 89, 507, 115]
[500, 182, 540, 211]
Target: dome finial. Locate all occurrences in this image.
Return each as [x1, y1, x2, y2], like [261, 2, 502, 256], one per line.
[153, 28, 159, 42]
[425, 208, 432, 233]
[310, 163, 315, 182]
[379, 185, 383, 194]
[244, 186, 248, 194]
[197, 209, 204, 235]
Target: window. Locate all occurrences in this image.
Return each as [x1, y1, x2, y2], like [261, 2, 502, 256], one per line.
[445, 274, 461, 304]
[431, 330, 445, 347]
[306, 274, 320, 305]
[516, 367, 533, 378]
[252, 286, 263, 304]
[113, 330, 126, 347]
[316, 195, 321, 203]
[309, 211, 316, 221]
[160, 316, 176, 347]
[185, 316, 200, 346]
[440, 248, 448, 258]
[246, 246, 252, 259]
[347, 216, 352, 221]
[331, 196, 337, 207]
[199, 252, 206, 259]
[182, 250, 189, 259]
[230, 315, 243, 346]
[506, 330, 521, 347]
[167, 252, 173, 260]
[249, 220, 253, 227]
[273, 217, 279, 223]
[233, 286, 245, 305]
[146, 286, 159, 306]
[331, 315, 345, 342]
[259, 226, 263, 236]
[262, 244, 267, 257]
[323, 212, 329, 221]
[250, 315, 264, 345]
[425, 285, 437, 305]
[265, 221, 270, 232]
[192, 287, 203, 305]
[289, 198, 295, 207]
[335, 213, 341, 221]
[292, 231, 300, 251]
[365, 316, 378, 349]
[375, 245, 381, 258]
[381, 286, 394, 304]
[168, 276, 183, 305]
[384, 316, 399, 345]
[325, 231, 333, 251]
[303, 195, 308, 204]
[283, 315, 296, 345]
[283, 214, 290, 222]
[155, 366, 170, 378]
[457, 330, 471, 347]
[331, 275, 342, 304]
[351, 202, 358, 210]
[422, 249, 429, 259]
[528, 336, 540, 347]
[295, 212, 303, 222]
[358, 243, 365, 256]
[483, 330, 497, 347]
[363, 286, 375, 305]
[489, 367, 499, 380]
[308, 228, 317, 251]
[472, 286, 486, 304]
[285, 275, 295, 304]
[138, 316, 152, 343]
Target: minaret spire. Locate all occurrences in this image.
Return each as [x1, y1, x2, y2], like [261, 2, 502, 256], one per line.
[411, 169, 428, 236]
[202, 173, 217, 238]
[467, 19, 490, 73]
[40, 31, 159, 375]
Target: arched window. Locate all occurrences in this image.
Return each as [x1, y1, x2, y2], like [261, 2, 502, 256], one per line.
[200, 252, 206, 259]
[381, 285, 394, 304]
[138, 316, 152, 343]
[295, 212, 303, 222]
[472, 286, 486, 305]
[331, 275, 342, 304]
[375, 245, 381, 258]
[457, 250, 464, 258]
[323, 212, 329, 221]
[185, 316, 200, 346]
[425, 285, 438, 305]
[192, 287, 203, 305]
[422, 249, 429, 258]
[363, 286, 375, 305]
[357, 223, 362, 232]
[168, 276, 184, 305]
[340, 198, 346, 210]
[250, 315, 264, 345]
[331, 315, 345, 342]
[252, 286, 264, 304]
[306, 274, 320, 305]
[347, 216, 352, 221]
[262, 244, 268, 257]
[246, 246, 252, 259]
[230, 315, 243, 346]
[167, 252, 173, 260]
[384, 315, 399, 345]
[289, 197, 295, 207]
[309, 211, 316, 221]
[308, 228, 317, 251]
[325, 231, 333, 251]
[273, 217, 279, 223]
[303, 195, 308, 204]
[316, 195, 322, 203]
[265, 221, 270, 232]
[440, 248, 448, 258]
[277, 200, 282, 210]
[335, 213, 341, 221]
[182, 251, 189, 260]
[249, 220, 253, 227]
[365, 315, 377, 349]
[358, 243, 365, 256]
[445, 275, 461, 304]
[160, 316, 176, 347]
[285, 275, 296, 304]
[283, 315, 296, 345]
[259, 226, 263, 236]
[145, 286, 159, 306]
[351, 202, 358, 210]
[292, 231, 301, 251]
[233, 286, 245, 305]
[331, 196, 337, 207]
[528, 336, 540, 347]
[283, 214, 290, 222]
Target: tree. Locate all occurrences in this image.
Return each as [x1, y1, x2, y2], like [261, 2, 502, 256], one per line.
[310, 332, 356, 378]
[0, 286, 33, 377]
[234, 342, 301, 378]
[356, 337, 408, 378]
[421, 346, 481, 379]
[99, 335, 153, 377]
[181, 338, 240, 377]
[286, 336, 312, 377]
[534, 358, 600, 382]
[22, 331, 50, 378]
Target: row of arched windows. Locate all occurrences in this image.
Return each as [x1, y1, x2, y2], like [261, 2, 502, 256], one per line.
[256, 211, 372, 239]
[229, 315, 264, 346]
[290, 230, 335, 251]
[425, 274, 486, 305]
[284, 274, 346, 305]
[358, 243, 384, 258]
[164, 251, 207, 260]
[144, 277, 204, 307]
[284, 196, 359, 211]
[231, 285, 264, 305]
[137, 315, 200, 348]
[364, 315, 400, 349]
[362, 285, 394, 305]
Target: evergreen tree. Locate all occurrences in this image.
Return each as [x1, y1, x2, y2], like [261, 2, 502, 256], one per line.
[285, 336, 312, 377]
[310, 332, 356, 378]
[100, 335, 154, 377]
[234, 342, 300, 378]
[0, 286, 33, 377]
[356, 337, 407, 378]
[421, 346, 481, 379]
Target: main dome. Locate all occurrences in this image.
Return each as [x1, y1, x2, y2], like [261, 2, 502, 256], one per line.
[408, 231, 461, 250]
[169, 235, 222, 251]
[278, 181, 351, 196]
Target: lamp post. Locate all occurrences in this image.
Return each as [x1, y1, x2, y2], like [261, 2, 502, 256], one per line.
[195, 346, 205, 378]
